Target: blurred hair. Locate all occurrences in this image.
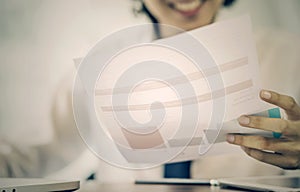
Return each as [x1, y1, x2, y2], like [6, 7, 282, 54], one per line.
[223, 0, 236, 7]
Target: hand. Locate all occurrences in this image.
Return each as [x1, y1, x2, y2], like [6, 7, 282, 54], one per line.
[227, 90, 300, 169]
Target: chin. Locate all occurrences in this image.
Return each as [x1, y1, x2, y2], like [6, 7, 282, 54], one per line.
[177, 20, 208, 31]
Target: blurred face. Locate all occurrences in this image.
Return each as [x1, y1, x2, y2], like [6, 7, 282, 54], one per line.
[143, 0, 224, 31]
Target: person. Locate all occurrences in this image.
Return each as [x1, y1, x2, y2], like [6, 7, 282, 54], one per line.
[227, 90, 300, 169]
[1, 0, 300, 180]
[138, 0, 300, 177]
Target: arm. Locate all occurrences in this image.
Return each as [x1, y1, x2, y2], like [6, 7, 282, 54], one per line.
[0, 138, 41, 177]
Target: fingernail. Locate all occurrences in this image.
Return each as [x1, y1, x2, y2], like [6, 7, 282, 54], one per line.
[261, 90, 271, 99]
[227, 135, 235, 143]
[238, 116, 250, 125]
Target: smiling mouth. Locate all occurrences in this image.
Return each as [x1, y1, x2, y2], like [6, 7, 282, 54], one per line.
[167, 0, 205, 17]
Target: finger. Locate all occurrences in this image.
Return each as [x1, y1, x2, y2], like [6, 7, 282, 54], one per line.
[242, 147, 300, 170]
[237, 115, 300, 136]
[227, 134, 300, 155]
[260, 90, 300, 120]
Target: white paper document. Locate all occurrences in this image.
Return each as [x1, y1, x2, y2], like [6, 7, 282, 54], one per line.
[90, 15, 275, 164]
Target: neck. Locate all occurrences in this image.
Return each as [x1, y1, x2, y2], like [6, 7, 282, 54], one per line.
[157, 24, 185, 39]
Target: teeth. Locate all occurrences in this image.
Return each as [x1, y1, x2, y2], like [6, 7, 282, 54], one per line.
[175, 0, 201, 12]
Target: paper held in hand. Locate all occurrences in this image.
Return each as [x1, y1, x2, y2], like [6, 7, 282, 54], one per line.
[88, 15, 278, 164]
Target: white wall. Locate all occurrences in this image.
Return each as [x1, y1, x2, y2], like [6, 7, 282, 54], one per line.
[219, 0, 300, 34]
[0, 0, 299, 145]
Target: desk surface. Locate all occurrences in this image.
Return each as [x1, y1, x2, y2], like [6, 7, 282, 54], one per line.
[79, 182, 248, 192]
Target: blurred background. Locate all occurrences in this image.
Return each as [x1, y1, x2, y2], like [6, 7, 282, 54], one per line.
[0, 0, 300, 146]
